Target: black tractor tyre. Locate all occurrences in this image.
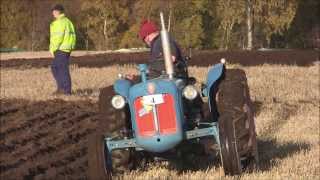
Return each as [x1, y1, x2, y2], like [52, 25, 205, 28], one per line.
[87, 86, 135, 180]
[88, 132, 112, 180]
[216, 69, 259, 175]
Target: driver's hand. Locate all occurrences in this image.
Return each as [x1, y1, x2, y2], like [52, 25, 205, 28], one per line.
[124, 74, 134, 80]
[171, 55, 176, 63]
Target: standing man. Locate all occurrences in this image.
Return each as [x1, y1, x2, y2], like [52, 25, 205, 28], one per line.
[50, 4, 76, 95]
[138, 20, 187, 79]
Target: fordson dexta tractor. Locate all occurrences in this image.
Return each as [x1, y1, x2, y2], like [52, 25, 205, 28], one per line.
[88, 13, 258, 179]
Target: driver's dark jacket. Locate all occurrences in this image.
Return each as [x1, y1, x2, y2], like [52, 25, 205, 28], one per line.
[148, 35, 187, 78]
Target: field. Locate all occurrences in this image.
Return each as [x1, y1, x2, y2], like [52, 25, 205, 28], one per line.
[0, 51, 319, 179]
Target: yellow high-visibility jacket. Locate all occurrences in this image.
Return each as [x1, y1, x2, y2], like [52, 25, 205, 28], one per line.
[49, 14, 76, 54]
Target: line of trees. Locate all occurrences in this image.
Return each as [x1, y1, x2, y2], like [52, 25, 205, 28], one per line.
[0, 0, 318, 51]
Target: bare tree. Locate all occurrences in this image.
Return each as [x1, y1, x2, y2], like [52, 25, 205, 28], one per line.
[246, 0, 253, 50]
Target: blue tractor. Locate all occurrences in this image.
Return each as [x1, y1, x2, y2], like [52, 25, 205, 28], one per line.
[87, 13, 258, 179]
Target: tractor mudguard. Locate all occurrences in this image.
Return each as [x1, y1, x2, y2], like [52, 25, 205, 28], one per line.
[202, 63, 226, 110]
[113, 79, 132, 99]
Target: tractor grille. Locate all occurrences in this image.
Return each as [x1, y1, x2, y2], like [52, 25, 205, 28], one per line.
[134, 94, 177, 137]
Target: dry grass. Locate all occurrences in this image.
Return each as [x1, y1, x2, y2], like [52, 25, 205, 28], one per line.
[1, 63, 319, 179]
[0, 64, 137, 101]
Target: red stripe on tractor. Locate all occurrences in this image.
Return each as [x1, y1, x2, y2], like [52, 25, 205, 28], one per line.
[134, 94, 177, 137]
[134, 97, 156, 136]
[157, 94, 177, 134]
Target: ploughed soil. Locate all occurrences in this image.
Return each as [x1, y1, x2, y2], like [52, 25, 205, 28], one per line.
[1, 50, 318, 69]
[0, 99, 99, 180]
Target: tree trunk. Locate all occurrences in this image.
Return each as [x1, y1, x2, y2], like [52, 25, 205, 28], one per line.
[103, 19, 108, 50]
[85, 23, 89, 51]
[225, 20, 235, 50]
[168, 9, 171, 32]
[246, 0, 253, 50]
[30, 0, 36, 51]
[221, 28, 226, 50]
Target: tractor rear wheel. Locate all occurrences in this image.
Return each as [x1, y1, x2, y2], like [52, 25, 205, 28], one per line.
[216, 69, 259, 175]
[87, 86, 134, 180]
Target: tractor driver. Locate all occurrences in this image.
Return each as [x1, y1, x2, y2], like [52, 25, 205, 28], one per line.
[138, 20, 188, 79]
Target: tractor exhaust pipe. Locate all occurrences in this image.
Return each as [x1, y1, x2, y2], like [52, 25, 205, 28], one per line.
[160, 12, 174, 79]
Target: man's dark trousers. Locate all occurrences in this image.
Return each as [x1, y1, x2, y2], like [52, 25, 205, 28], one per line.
[51, 50, 72, 94]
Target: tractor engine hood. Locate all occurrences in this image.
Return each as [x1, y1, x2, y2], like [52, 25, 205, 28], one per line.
[128, 79, 184, 153]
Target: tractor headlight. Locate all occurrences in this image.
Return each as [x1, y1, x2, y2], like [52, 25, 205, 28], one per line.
[111, 95, 126, 109]
[183, 85, 198, 100]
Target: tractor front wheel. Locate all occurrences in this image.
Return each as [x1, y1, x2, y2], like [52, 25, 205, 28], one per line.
[88, 132, 111, 180]
[87, 86, 135, 179]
